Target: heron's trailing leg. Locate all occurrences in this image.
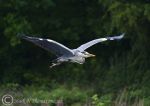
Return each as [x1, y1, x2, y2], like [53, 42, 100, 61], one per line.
[49, 58, 62, 68]
[49, 62, 61, 68]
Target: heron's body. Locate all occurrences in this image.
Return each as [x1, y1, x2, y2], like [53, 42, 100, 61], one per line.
[19, 33, 124, 68]
[58, 52, 86, 64]
[68, 56, 85, 64]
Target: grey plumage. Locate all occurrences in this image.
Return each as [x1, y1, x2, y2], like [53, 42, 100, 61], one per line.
[76, 33, 125, 52]
[20, 34, 74, 57]
[19, 33, 124, 68]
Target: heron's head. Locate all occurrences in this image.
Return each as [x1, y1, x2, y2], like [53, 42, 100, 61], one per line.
[82, 51, 95, 58]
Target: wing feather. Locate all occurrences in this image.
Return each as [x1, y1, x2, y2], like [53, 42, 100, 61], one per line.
[77, 33, 125, 52]
[19, 34, 74, 56]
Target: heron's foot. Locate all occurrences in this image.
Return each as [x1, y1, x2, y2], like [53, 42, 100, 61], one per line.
[49, 62, 61, 68]
[49, 63, 57, 68]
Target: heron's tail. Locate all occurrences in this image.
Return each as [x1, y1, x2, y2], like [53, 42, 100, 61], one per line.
[17, 33, 35, 41]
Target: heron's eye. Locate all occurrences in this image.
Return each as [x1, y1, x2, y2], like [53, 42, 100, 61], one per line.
[82, 51, 88, 55]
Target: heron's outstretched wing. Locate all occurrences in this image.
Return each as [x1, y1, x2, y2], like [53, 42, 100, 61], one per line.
[77, 33, 125, 52]
[19, 34, 74, 56]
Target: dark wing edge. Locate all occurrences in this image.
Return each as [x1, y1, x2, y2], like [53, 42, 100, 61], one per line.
[18, 33, 74, 56]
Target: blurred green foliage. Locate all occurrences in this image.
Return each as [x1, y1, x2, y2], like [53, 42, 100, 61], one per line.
[0, 0, 150, 105]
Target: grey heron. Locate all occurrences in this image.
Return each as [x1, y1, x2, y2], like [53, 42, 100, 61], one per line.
[19, 33, 124, 68]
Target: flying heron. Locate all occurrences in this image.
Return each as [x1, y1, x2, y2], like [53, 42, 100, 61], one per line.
[19, 33, 124, 68]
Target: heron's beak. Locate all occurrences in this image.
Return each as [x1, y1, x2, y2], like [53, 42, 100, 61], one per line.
[88, 53, 96, 57]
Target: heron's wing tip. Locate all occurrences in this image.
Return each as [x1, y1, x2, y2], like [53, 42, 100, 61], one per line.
[106, 33, 125, 40]
[17, 33, 26, 38]
[121, 33, 125, 37]
[119, 33, 125, 39]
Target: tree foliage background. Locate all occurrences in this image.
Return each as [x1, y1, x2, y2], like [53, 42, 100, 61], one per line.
[0, 0, 150, 105]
